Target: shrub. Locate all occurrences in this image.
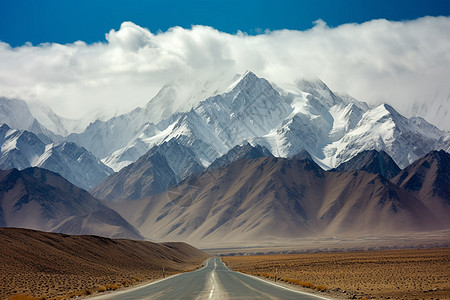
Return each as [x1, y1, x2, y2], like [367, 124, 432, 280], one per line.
[97, 286, 107, 292]
[315, 285, 327, 292]
[105, 284, 120, 290]
[9, 296, 39, 300]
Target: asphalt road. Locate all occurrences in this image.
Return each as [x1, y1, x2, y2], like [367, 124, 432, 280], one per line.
[93, 257, 328, 299]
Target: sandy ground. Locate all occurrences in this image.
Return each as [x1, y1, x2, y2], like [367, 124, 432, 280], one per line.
[222, 248, 450, 300]
[0, 228, 208, 300]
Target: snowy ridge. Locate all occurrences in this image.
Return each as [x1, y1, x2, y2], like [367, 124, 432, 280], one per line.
[322, 103, 448, 168]
[67, 71, 450, 171]
[0, 124, 113, 190]
[2, 72, 449, 175]
[0, 98, 61, 144]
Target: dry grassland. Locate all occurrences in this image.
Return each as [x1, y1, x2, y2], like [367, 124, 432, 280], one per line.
[222, 248, 450, 300]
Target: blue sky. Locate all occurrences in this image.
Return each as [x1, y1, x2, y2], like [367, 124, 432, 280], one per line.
[1, 0, 449, 46]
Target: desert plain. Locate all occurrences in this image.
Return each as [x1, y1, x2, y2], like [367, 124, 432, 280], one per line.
[223, 248, 450, 300]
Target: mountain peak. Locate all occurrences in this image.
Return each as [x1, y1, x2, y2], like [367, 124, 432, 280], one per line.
[0, 123, 11, 131]
[290, 149, 314, 161]
[241, 70, 258, 80]
[0, 97, 60, 143]
[209, 142, 273, 170]
[381, 103, 396, 113]
[425, 149, 450, 161]
[296, 78, 328, 91]
[377, 103, 403, 119]
[229, 70, 270, 93]
[0, 126, 113, 190]
[295, 78, 343, 109]
[0, 97, 34, 130]
[332, 149, 401, 179]
[91, 139, 204, 201]
[393, 149, 450, 192]
[420, 150, 450, 177]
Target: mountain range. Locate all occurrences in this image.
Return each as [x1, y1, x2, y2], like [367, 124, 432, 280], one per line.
[91, 140, 204, 202]
[2, 72, 450, 178]
[1, 142, 449, 245]
[107, 148, 449, 246]
[0, 123, 113, 190]
[91, 141, 272, 202]
[63, 71, 450, 174]
[0, 71, 449, 246]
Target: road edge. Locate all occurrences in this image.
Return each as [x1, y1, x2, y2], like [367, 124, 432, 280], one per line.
[88, 257, 213, 299]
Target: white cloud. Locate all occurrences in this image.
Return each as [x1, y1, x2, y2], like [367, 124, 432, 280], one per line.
[0, 16, 449, 129]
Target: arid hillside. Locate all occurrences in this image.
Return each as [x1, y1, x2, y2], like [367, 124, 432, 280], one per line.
[393, 149, 450, 226]
[110, 155, 445, 247]
[0, 228, 208, 299]
[0, 167, 142, 239]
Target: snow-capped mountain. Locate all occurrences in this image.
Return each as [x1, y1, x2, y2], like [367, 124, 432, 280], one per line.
[66, 107, 159, 162]
[0, 124, 46, 170]
[322, 103, 447, 168]
[66, 73, 238, 168]
[0, 98, 61, 144]
[252, 79, 366, 159]
[68, 71, 293, 171]
[27, 102, 94, 137]
[75, 71, 449, 172]
[91, 140, 204, 201]
[142, 73, 240, 125]
[4, 71, 448, 176]
[0, 124, 113, 190]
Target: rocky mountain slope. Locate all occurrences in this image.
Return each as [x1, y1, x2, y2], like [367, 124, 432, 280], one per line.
[0, 124, 113, 190]
[331, 149, 401, 179]
[108, 154, 445, 246]
[0, 167, 141, 239]
[208, 142, 273, 170]
[392, 150, 450, 226]
[91, 140, 204, 201]
[92, 142, 273, 202]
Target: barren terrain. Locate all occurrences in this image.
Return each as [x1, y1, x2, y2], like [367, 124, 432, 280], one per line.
[0, 228, 208, 300]
[222, 248, 450, 300]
